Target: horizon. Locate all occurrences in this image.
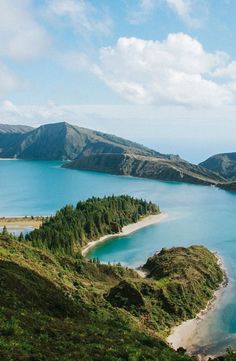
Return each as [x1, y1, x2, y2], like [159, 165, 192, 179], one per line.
[1, 118, 234, 164]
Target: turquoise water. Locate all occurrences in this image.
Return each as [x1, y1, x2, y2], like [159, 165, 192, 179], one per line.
[1, 160, 236, 354]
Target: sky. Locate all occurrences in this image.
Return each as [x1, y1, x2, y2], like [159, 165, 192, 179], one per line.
[1, 0, 236, 162]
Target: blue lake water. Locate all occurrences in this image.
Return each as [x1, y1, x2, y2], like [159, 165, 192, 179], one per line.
[0, 159, 236, 354]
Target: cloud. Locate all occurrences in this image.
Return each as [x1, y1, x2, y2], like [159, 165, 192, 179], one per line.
[0, 64, 19, 95]
[128, 0, 205, 27]
[0, 0, 50, 61]
[212, 60, 236, 79]
[91, 33, 233, 107]
[165, 0, 203, 27]
[127, 0, 157, 24]
[48, 0, 112, 36]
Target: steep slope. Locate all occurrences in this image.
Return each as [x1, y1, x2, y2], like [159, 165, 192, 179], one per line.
[200, 153, 236, 180]
[65, 152, 224, 185]
[0, 229, 223, 360]
[0, 122, 165, 160]
[0, 124, 33, 158]
[0, 121, 224, 185]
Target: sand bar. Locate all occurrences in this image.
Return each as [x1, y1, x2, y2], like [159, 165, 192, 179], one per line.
[82, 212, 168, 256]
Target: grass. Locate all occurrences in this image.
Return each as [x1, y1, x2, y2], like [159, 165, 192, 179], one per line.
[0, 234, 226, 361]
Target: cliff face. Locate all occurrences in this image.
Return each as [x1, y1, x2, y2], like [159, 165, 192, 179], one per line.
[64, 153, 224, 185]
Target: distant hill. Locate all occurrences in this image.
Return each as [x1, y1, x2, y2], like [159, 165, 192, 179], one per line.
[0, 121, 224, 185]
[200, 153, 236, 180]
[0, 124, 33, 158]
[64, 151, 223, 185]
[0, 124, 33, 134]
[217, 181, 236, 191]
[0, 122, 164, 160]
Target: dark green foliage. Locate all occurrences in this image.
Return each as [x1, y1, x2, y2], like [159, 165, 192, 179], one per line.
[0, 214, 226, 360]
[25, 195, 159, 255]
[143, 246, 223, 321]
[0, 236, 196, 361]
[105, 280, 145, 313]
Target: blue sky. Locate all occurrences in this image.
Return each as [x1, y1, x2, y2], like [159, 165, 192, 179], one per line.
[1, 0, 236, 162]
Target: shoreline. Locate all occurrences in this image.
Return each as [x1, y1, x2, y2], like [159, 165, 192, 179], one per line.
[81, 212, 168, 256]
[167, 254, 228, 359]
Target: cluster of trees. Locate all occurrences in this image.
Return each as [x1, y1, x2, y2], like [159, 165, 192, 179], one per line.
[25, 195, 160, 255]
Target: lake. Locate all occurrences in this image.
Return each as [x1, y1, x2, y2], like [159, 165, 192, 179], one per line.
[0, 159, 236, 354]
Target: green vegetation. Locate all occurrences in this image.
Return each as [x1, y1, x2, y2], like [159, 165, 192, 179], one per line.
[0, 217, 226, 361]
[25, 195, 159, 255]
[143, 246, 223, 321]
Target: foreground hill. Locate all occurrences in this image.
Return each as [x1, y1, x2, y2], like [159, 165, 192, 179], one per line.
[0, 121, 223, 185]
[0, 227, 224, 360]
[200, 153, 236, 180]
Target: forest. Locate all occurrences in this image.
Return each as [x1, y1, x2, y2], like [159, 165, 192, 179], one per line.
[25, 195, 160, 255]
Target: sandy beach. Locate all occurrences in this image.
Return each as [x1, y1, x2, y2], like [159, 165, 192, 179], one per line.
[0, 216, 44, 229]
[82, 212, 168, 256]
[167, 254, 228, 358]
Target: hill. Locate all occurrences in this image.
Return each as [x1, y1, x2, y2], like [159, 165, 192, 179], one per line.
[0, 225, 224, 360]
[0, 121, 224, 185]
[0, 122, 163, 160]
[0, 124, 33, 158]
[143, 246, 223, 319]
[64, 152, 223, 185]
[0, 124, 33, 134]
[200, 153, 236, 180]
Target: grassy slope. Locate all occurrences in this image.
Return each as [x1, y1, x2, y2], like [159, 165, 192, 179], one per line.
[0, 233, 225, 361]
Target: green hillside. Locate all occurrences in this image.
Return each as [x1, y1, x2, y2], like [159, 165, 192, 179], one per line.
[0, 196, 227, 360]
[0, 234, 223, 361]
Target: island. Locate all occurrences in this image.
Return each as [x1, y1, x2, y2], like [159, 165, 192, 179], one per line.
[0, 195, 230, 361]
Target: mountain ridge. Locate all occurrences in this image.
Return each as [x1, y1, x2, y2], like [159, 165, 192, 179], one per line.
[0, 121, 225, 185]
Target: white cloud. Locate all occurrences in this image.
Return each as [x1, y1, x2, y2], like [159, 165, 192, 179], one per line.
[48, 0, 112, 36]
[212, 60, 236, 79]
[92, 34, 233, 107]
[165, 0, 202, 27]
[0, 64, 19, 95]
[0, 0, 50, 61]
[127, 0, 157, 24]
[128, 0, 205, 27]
